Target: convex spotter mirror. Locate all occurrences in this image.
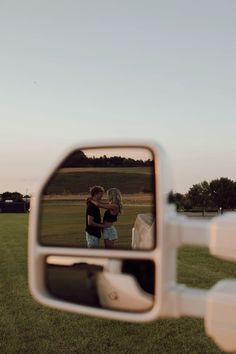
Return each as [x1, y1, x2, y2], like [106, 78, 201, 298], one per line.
[46, 256, 155, 312]
[39, 146, 156, 251]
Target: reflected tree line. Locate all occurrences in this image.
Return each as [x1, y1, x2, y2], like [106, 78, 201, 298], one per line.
[60, 150, 154, 168]
[169, 178, 236, 215]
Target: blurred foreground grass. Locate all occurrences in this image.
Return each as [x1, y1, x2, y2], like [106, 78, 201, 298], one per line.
[1, 214, 235, 353]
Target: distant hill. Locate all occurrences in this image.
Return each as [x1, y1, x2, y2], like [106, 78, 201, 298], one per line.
[44, 167, 154, 195]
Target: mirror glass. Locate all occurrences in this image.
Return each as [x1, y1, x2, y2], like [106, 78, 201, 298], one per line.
[39, 147, 156, 250]
[45, 256, 155, 312]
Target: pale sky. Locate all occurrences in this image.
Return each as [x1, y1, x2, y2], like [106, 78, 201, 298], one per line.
[1, 0, 236, 194]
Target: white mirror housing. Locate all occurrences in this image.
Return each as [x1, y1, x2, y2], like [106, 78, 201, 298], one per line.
[28, 140, 173, 322]
[28, 139, 236, 352]
[210, 213, 236, 262]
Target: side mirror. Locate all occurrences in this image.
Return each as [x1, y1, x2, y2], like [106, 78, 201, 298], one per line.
[28, 140, 236, 352]
[29, 141, 171, 321]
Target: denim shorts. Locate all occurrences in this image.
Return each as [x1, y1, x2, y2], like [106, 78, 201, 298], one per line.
[103, 226, 118, 241]
[86, 232, 100, 248]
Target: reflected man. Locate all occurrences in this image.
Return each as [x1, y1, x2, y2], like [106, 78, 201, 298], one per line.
[85, 186, 105, 248]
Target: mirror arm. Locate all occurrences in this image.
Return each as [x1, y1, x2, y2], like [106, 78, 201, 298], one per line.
[205, 280, 236, 353]
[209, 212, 236, 262]
[164, 283, 207, 318]
[166, 280, 236, 352]
[178, 286, 207, 317]
[166, 211, 210, 247]
[166, 210, 236, 262]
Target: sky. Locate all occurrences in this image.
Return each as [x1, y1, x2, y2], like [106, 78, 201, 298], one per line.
[1, 0, 236, 194]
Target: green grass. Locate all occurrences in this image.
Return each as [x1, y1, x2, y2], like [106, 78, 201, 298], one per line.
[178, 246, 236, 289]
[1, 214, 236, 353]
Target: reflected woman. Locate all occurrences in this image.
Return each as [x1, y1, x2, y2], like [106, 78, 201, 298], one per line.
[92, 188, 123, 249]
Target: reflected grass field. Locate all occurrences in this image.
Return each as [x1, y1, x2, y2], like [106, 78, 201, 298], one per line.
[40, 194, 154, 248]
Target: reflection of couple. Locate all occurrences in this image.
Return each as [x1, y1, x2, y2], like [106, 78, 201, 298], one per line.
[85, 185, 123, 249]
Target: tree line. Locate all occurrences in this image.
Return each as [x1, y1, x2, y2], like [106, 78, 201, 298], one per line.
[0, 192, 30, 202]
[60, 150, 154, 168]
[169, 177, 236, 215]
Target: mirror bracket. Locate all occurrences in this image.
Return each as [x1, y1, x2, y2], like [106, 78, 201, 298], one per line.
[166, 207, 236, 263]
[166, 206, 210, 248]
[205, 280, 236, 353]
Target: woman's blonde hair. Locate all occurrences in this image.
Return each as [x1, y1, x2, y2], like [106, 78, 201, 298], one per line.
[107, 188, 123, 214]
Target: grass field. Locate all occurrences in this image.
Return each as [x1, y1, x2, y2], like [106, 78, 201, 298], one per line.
[1, 213, 236, 353]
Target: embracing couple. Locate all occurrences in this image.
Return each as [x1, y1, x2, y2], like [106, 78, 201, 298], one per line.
[85, 185, 123, 249]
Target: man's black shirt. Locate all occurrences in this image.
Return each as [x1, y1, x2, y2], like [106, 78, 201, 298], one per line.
[86, 202, 102, 238]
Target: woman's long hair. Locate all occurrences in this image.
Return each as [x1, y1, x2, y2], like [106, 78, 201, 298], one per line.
[107, 188, 123, 214]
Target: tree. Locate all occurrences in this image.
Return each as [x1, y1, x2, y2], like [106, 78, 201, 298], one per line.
[209, 178, 235, 214]
[233, 181, 236, 210]
[1, 192, 13, 201]
[1, 192, 23, 202]
[174, 193, 186, 211]
[168, 178, 236, 214]
[187, 181, 211, 216]
[11, 192, 23, 202]
[168, 191, 186, 211]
